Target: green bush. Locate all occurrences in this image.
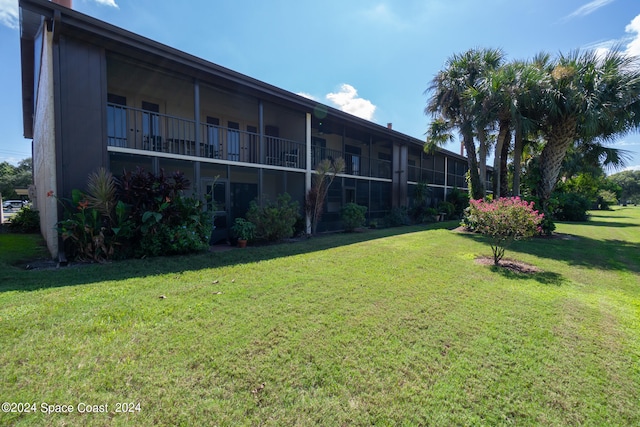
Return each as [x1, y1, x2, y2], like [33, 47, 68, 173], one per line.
[409, 182, 431, 223]
[55, 168, 212, 261]
[246, 193, 300, 242]
[7, 206, 40, 233]
[553, 193, 590, 222]
[424, 207, 439, 222]
[384, 206, 410, 227]
[437, 201, 455, 218]
[446, 187, 469, 218]
[341, 203, 367, 232]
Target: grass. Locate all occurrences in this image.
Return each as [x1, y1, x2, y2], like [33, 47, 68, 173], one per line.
[0, 208, 639, 426]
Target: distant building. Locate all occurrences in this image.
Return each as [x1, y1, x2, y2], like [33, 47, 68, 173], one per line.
[19, 0, 488, 258]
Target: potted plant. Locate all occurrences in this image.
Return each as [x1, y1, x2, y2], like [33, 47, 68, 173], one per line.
[231, 217, 256, 248]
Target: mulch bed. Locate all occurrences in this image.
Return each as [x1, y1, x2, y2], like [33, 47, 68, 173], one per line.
[474, 256, 542, 274]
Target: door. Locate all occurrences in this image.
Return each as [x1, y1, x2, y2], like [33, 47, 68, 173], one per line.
[203, 178, 230, 244]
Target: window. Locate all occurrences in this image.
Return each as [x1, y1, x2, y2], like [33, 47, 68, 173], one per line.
[107, 94, 127, 147]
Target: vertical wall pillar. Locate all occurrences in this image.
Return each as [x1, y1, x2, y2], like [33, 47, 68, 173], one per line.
[305, 112, 312, 234]
[443, 155, 449, 200]
[194, 79, 200, 146]
[392, 143, 408, 207]
[259, 101, 264, 163]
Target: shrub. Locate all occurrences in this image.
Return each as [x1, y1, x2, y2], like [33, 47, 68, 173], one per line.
[553, 193, 590, 222]
[464, 197, 544, 265]
[437, 201, 455, 219]
[409, 182, 431, 223]
[7, 206, 40, 233]
[246, 193, 300, 242]
[231, 217, 256, 241]
[446, 187, 469, 218]
[54, 168, 211, 261]
[424, 207, 439, 222]
[341, 203, 367, 232]
[384, 206, 410, 227]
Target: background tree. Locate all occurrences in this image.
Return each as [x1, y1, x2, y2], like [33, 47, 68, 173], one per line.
[0, 158, 32, 200]
[608, 170, 640, 204]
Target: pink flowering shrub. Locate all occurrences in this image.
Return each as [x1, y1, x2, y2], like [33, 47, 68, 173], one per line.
[463, 197, 545, 265]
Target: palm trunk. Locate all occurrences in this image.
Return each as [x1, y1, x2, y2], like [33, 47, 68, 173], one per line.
[538, 118, 577, 209]
[500, 131, 510, 197]
[462, 127, 485, 200]
[477, 128, 488, 195]
[512, 119, 523, 196]
[492, 119, 509, 197]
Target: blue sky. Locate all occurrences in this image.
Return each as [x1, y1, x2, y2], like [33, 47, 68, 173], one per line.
[1, 0, 640, 171]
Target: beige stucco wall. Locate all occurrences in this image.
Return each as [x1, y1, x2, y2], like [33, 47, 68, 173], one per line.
[33, 29, 58, 258]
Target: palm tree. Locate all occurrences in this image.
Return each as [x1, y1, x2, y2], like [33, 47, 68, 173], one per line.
[534, 48, 640, 209]
[426, 48, 504, 200]
[478, 57, 549, 197]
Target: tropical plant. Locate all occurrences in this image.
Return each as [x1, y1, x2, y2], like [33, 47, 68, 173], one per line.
[532, 49, 640, 210]
[425, 47, 505, 200]
[305, 158, 345, 234]
[231, 217, 256, 241]
[463, 197, 544, 265]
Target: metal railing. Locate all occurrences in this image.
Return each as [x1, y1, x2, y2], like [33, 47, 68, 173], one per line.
[107, 104, 398, 178]
[107, 103, 306, 168]
[311, 146, 391, 179]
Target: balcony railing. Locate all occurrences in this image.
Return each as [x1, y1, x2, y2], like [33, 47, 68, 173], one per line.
[107, 103, 306, 169]
[311, 146, 392, 179]
[107, 104, 394, 178]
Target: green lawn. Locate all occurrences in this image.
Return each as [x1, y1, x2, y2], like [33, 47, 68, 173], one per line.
[1, 208, 639, 426]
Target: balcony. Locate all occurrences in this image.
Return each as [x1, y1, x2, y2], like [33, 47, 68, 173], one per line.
[311, 146, 391, 179]
[107, 103, 306, 169]
[106, 104, 392, 179]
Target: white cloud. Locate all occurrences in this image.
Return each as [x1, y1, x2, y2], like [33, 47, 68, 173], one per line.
[623, 165, 640, 171]
[363, 3, 407, 31]
[566, 0, 614, 20]
[0, 0, 19, 29]
[0, 0, 118, 30]
[625, 14, 640, 57]
[94, 0, 119, 8]
[326, 84, 376, 121]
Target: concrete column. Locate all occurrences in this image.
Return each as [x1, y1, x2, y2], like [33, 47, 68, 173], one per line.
[305, 112, 312, 234]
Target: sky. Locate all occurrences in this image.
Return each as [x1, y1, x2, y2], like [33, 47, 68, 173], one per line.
[1, 0, 640, 172]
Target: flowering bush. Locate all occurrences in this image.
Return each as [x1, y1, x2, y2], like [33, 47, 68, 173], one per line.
[463, 197, 544, 265]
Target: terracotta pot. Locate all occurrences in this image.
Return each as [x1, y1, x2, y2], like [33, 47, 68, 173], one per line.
[237, 239, 247, 248]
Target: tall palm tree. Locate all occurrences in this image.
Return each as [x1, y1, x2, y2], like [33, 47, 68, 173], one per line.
[479, 58, 549, 197]
[426, 47, 504, 200]
[534, 48, 640, 209]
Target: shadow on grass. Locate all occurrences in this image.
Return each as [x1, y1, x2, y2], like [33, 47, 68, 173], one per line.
[577, 220, 637, 228]
[489, 265, 566, 286]
[459, 228, 640, 274]
[0, 221, 459, 293]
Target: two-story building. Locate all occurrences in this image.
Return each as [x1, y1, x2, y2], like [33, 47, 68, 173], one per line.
[19, 0, 487, 258]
